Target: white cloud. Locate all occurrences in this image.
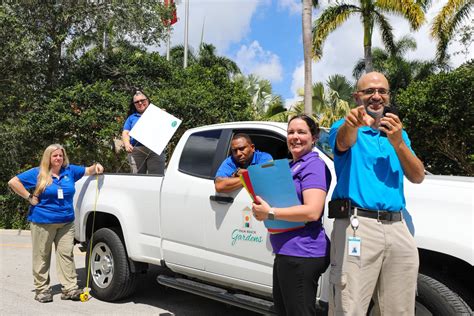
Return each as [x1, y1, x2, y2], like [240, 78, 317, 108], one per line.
[156, 0, 261, 55]
[277, 0, 301, 15]
[235, 41, 283, 82]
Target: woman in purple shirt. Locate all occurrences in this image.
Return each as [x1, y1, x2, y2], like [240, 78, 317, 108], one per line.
[252, 115, 331, 315]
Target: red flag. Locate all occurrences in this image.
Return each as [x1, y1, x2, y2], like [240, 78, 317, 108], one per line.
[163, 0, 178, 26]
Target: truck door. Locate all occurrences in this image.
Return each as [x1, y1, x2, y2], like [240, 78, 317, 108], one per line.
[161, 129, 228, 271]
[205, 128, 290, 291]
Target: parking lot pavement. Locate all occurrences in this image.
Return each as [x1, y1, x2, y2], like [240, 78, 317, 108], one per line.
[0, 229, 260, 315]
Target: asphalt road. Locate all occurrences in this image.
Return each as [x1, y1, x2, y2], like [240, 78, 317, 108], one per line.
[0, 229, 261, 316]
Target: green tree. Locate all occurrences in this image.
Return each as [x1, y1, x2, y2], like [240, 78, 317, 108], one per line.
[169, 43, 240, 76]
[326, 74, 355, 105]
[269, 77, 351, 127]
[0, 2, 168, 93]
[312, 0, 425, 72]
[431, 0, 473, 62]
[234, 74, 283, 118]
[396, 62, 473, 175]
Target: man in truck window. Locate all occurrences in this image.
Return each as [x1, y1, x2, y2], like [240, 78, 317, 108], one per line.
[328, 72, 425, 315]
[215, 133, 272, 193]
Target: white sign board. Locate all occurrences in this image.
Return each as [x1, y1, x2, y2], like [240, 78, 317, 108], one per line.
[129, 104, 182, 155]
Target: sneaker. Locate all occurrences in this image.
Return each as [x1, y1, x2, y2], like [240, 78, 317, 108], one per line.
[35, 290, 53, 303]
[61, 288, 82, 301]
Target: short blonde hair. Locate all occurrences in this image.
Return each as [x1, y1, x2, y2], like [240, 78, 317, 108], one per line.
[34, 144, 70, 196]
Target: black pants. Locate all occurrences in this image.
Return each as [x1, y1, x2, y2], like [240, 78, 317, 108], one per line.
[273, 254, 329, 316]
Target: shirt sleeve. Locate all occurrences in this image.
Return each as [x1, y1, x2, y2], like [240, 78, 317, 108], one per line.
[68, 164, 86, 182]
[260, 152, 273, 163]
[300, 158, 330, 192]
[215, 157, 236, 178]
[123, 115, 133, 131]
[329, 119, 345, 155]
[16, 167, 40, 190]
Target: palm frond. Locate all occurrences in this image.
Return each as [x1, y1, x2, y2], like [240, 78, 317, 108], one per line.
[431, 0, 466, 38]
[373, 11, 396, 55]
[312, 4, 359, 61]
[394, 34, 417, 56]
[431, 0, 472, 62]
[376, 0, 425, 30]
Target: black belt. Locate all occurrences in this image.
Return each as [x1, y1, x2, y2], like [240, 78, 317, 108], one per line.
[350, 207, 402, 222]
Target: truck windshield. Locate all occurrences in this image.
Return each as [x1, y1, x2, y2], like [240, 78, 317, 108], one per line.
[316, 129, 333, 160]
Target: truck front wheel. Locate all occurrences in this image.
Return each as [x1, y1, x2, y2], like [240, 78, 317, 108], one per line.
[85, 227, 138, 301]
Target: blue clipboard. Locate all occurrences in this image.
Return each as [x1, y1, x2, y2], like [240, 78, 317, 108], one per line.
[247, 159, 305, 233]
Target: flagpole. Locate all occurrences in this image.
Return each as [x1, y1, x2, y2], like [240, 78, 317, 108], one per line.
[166, 25, 171, 61]
[183, 0, 189, 68]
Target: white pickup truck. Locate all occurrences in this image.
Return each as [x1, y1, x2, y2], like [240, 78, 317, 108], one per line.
[74, 121, 473, 315]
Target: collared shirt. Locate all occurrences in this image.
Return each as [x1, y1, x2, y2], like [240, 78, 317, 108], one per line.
[17, 165, 85, 224]
[123, 113, 142, 146]
[215, 150, 273, 178]
[329, 118, 416, 211]
[269, 151, 331, 257]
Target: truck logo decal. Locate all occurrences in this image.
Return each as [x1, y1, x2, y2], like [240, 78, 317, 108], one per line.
[231, 229, 263, 246]
[230, 207, 264, 246]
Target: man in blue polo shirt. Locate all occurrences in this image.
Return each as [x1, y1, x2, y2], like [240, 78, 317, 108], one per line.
[328, 72, 425, 315]
[215, 133, 272, 193]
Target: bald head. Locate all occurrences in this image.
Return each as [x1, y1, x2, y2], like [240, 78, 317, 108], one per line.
[357, 72, 389, 91]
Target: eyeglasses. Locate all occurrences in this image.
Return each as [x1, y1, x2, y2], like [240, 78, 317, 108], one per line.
[358, 88, 390, 96]
[134, 99, 147, 105]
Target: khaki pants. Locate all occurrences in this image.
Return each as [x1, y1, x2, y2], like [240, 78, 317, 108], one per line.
[328, 216, 419, 316]
[30, 222, 79, 294]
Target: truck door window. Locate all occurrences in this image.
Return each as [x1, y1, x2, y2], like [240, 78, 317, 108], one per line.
[179, 130, 222, 179]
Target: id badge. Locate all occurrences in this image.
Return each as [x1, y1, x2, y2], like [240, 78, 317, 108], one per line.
[348, 236, 361, 257]
[57, 188, 64, 199]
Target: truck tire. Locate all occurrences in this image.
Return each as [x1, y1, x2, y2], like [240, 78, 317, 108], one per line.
[416, 273, 472, 316]
[367, 273, 472, 315]
[85, 227, 138, 301]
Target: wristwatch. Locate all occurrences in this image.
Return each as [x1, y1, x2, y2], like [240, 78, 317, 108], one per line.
[268, 208, 276, 220]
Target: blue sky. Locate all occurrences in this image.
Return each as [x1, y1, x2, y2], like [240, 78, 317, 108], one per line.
[163, 0, 472, 107]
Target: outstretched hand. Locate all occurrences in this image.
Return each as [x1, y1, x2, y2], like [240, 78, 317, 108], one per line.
[345, 105, 375, 129]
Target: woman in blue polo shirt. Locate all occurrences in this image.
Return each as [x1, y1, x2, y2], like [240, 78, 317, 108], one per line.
[121, 90, 166, 175]
[8, 144, 103, 303]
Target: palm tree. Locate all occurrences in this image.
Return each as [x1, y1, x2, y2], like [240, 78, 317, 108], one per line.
[169, 43, 240, 76]
[326, 74, 355, 105]
[268, 79, 351, 127]
[197, 43, 240, 76]
[312, 0, 425, 72]
[431, 0, 473, 62]
[234, 74, 283, 118]
[302, 0, 319, 116]
[352, 35, 439, 94]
